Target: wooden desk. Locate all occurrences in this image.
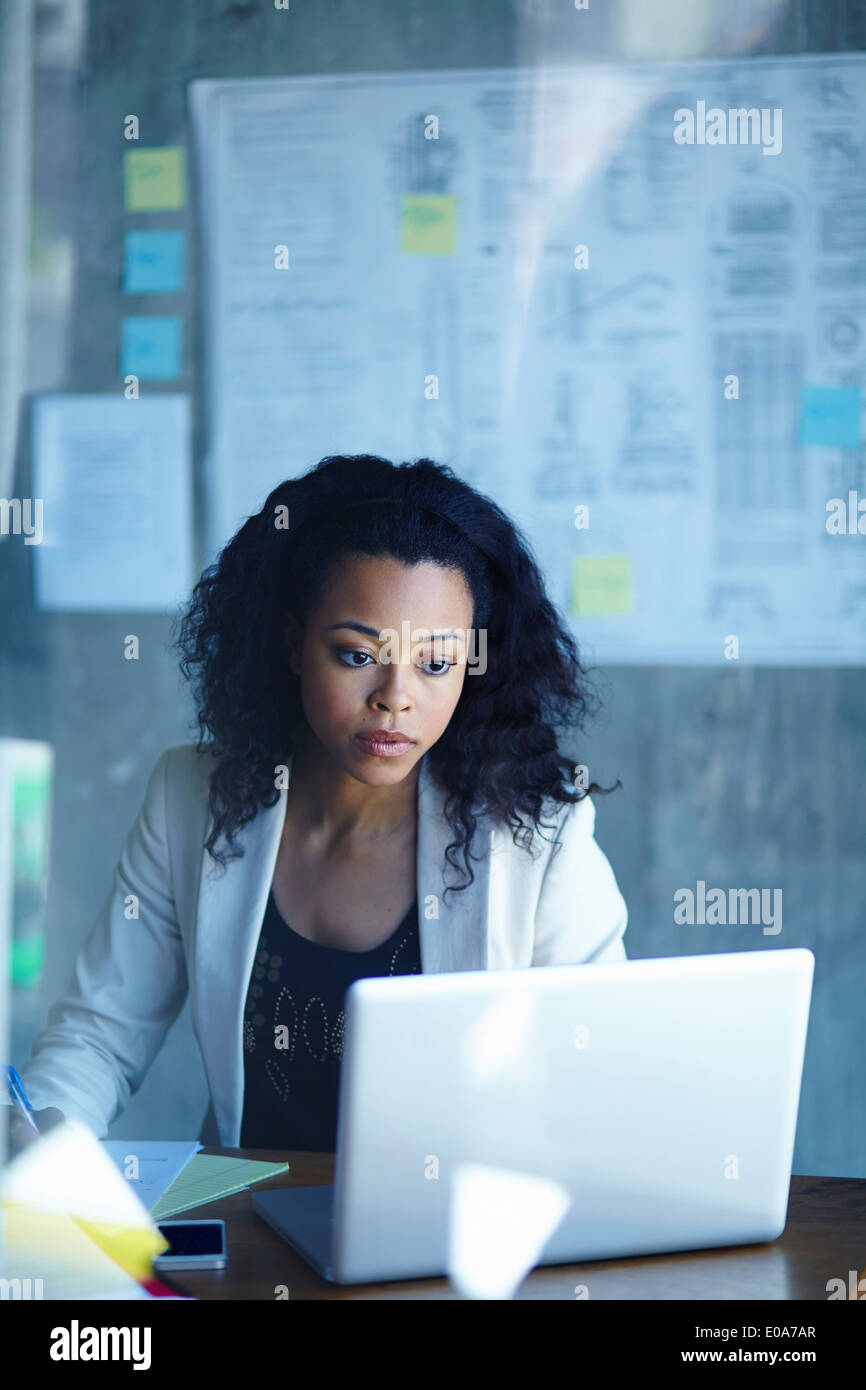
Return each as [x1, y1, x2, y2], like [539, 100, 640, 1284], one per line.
[164, 1148, 866, 1300]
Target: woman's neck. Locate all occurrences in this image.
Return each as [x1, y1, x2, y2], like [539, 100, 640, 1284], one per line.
[285, 725, 419, 846]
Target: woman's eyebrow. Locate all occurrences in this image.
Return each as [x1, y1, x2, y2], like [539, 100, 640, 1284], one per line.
[327, 621, 465, 642]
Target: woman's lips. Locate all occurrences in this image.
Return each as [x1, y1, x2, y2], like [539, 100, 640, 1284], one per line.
[353, 733, 414, 757]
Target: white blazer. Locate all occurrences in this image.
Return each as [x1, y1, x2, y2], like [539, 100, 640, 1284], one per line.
[17, 743, 628, 1147]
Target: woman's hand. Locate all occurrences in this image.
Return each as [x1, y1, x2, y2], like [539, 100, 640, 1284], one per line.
[6, 1106, 66, 1159]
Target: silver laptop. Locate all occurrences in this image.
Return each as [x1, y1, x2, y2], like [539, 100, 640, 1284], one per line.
[252, 947, 814, 1284]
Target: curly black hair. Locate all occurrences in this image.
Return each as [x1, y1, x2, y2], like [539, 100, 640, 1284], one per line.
[171, 453, 618, 900]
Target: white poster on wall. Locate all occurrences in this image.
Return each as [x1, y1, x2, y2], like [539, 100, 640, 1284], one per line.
[32, 394, 193, 612]
[190, 58, 866, 664]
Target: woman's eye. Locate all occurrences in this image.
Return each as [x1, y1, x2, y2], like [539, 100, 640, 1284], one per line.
[422, 659, 456, 676]
[337, 649, 456, 675]
[338, 649, 374, 668]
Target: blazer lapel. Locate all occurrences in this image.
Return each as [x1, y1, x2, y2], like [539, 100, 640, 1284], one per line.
[194, 760, 288, 1148]
[194, 748, 491, 1145]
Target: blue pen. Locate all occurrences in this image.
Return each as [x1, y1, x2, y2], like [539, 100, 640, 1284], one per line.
[5, 1065, 41, 1134]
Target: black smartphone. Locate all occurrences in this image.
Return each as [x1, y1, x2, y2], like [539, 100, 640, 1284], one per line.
[154, 1219, 227, 1271]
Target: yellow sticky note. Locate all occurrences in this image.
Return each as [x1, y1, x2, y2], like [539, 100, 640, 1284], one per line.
[0, 1202, 153, 1299]
[0, 1119, 170, 1292]
[73, 1216, 169, 1283]
[402, 195, 457, 254]
[124, 146, 186, 211]
[572, 555, 632, 614]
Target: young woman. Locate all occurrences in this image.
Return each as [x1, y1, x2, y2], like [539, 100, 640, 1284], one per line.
[8, 453, 627, 1156]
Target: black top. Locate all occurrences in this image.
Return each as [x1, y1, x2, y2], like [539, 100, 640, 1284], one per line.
[239, 888, 422, 1152]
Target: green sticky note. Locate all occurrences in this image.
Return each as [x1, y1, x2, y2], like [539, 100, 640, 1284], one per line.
[572, 555, 632, 614]
[124, 147, 186, 211]
[11, 933, 45, 989]
[402, 195, 457, 254]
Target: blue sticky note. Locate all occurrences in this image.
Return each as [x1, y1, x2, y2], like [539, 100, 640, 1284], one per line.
[800, 385, 861, 447]
[122, 230, 185, 293]
[121, 316, 182, 380]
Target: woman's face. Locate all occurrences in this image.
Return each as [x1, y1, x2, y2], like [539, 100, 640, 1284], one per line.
[286, 552, 475, 784]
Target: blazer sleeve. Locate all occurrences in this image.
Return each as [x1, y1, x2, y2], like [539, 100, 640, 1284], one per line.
[531, 795, 628, 966]
[11, 747, 190, 1138]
